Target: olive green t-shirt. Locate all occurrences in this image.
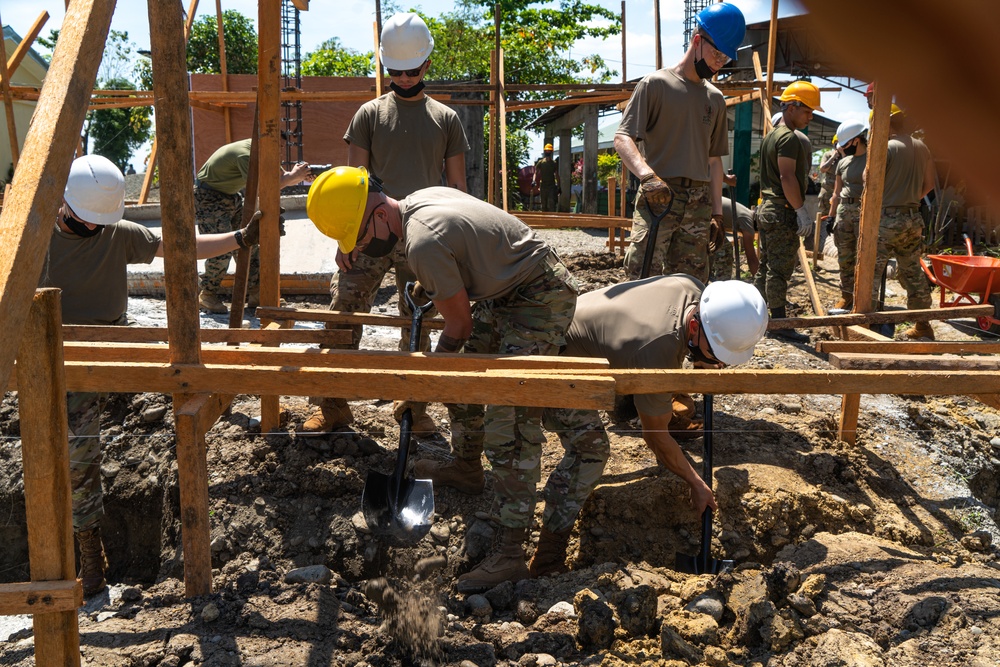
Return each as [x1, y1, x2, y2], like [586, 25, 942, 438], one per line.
[616, 68, 728, 182]
[41, 220, 160, 325]
[196, 139, 252, 195]
[345, 93, 469, 198]
[534, 157, 558, 186]
[760, 125, 809, 201]
[564, 274, 703, 417]
[400, 187, 550, 302]
[882, 134, 931, 207]
[837, 153, 867, 200]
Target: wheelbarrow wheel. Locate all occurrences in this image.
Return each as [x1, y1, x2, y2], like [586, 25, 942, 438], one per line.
[977, 294, 1000, 335]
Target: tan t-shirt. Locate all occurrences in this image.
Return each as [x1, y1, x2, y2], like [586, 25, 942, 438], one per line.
[837, 153, 867, 200]
[344, 94, 469, 198]
[400, 188, 550, 301]
[41, 220, 160, 325]
[616, 68, 728, 182]
[722, 199, 754, 235]
[882, 134, 931, 207]
[196, 139, 251, 195]
[564, 274, 703, 416]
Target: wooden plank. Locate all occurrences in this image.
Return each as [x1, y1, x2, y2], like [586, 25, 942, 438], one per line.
[177, 391, 234, 436]
[764, 0, 778, 134]
[797, 240, 826, 316]
[972, 394, 1000, 411]
[0, 580, 82, 616]
[214, 0, 232, 143]
[817, 341, 1000, 355]
[259, 321, 287, 432]
[0, 6, 21, 168]
[844, 325, 893, 342]
[227, 107, 259, 329]
[498, 47, 508, 211]
[854, 82, 891, 313]
[1, 11, 49, 86]
[62, 325, 353, 346]
[258, 0, 282, 311]
[256, 306, 447, 330]
[829, 353, 1000, 372]
[17, 290, 80, 664]
[0, 0, 114, 397]
[838, 393, 860, 444]
[769, 305, 993, 329]
[174, 396, 212, 597]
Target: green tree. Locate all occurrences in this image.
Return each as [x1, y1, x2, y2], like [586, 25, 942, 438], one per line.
[301, 38, 373, 77]
[186, 10, 258, 74]
[86, 77, 153, 172]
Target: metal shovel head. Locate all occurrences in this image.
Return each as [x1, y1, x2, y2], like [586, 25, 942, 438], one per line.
[362, 471, 435, 546]
[675, 549, 735, 575]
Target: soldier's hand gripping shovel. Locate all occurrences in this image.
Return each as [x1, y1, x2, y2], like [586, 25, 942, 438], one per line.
[675, 394, 734, 574]
[361, 282, 435, 545]
[639, 182, 675, 279]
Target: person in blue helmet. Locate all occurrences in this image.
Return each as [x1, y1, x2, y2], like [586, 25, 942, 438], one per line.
[614, 2, 746, 284]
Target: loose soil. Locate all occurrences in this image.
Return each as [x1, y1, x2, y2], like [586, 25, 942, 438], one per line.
[2, 240, 999, 667]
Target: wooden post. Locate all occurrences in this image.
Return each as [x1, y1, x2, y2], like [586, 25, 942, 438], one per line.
[215, 0, 232, 143]
[764, 0, 779, 132]
[653, 0, 662, 70]
[373, 22, 382, 98]
[488, 49, 498, 207]
[498, 48, 508, 211]
[812, 212, 823, 268]
[18, 289, 81, 666]
[0, 6, 22, 168]
[0, 0, 115, 397]
[1, 11, 50, 86]
[752, 51, 772, 134]
[173, 395, 213, 596]
[227, 108, 259, 330]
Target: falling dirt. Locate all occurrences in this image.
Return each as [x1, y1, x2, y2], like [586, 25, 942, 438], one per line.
[1, 244, 999, 666]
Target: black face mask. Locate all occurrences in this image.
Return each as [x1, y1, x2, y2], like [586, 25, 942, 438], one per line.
[390, 81, 425, 99]
[842, 144, 858, 157]
[687, 341, 720, 366]
[63, 214, 103, 238]
[361, 231, 399, 258]
[694, 58, 716, 81]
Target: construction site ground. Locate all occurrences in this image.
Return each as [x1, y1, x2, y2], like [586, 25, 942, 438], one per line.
[2, 234, 1000, 666]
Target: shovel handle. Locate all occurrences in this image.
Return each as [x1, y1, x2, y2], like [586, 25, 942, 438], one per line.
[403, 281, 435, 351]
[699, 394, 714, 571]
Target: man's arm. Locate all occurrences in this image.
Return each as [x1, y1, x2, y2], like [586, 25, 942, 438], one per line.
[279, 162, 311, 188]
[740, 229, 760, 276]
[613, 134, 654, 181]
[444, 153, 468, 192]
[432, 288, 473, 352]
[777, 156, 805, 210]
[156, 232, 240, 259]
[709, 157, 724, 217]
[828, 172, 844, 219]
[819, 149, 838, 173]
[638, 409, 717, 514]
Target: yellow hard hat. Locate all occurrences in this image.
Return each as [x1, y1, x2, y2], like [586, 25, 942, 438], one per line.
[779, 80, 823, 112]
[306, 166, 372, 253]
[868, 104, 905, 125]
[544, 143, 553, 151]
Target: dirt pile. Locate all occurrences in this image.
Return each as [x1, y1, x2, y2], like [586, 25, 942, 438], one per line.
[1, 249, 999, 665]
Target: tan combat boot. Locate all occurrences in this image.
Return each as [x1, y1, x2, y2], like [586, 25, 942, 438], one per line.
[903, 321, 935, 340]
[833, 293, 854, 310]
[392, 400, 437, 434]
[302, 399, 353, 433]
[528, 526, 573, 577]
[77, 527, 108, 596]
[413, 457, 485, 495]
[198, 290, 228, 315]
[457, 527, 529, 593]
[671, 393, 696, 421]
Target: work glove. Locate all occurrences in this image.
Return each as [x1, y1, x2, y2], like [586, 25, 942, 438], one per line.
[639, 173, 673, 217]
[794, 206, 812, 237]
[822, 215, 835, 235]
[709, 214, 725, 253]
[409, 281, 429, 304]
[238, 210, 262, 248]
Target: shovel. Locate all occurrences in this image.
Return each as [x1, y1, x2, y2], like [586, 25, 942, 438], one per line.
[639, 191, 675, 279]
[675, 394, 734, 575]
[361, 282, 435, 545]
[728, 181, 740, 280]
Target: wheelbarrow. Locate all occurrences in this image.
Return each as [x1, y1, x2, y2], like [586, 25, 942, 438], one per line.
[920, 235, 1000, 333]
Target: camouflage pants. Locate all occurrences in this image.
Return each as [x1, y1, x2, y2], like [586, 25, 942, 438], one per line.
[310, 242, 434, 408]
[753, 199, 800, 310]
[872, 209, 932, 310]
[708, 230, 735, 282]
[539, 407, 610, 533]
[818, 186, 834, 214]
[448, 253, 580, 530]
[195, 186, 259, 295]
[834, 202, 861, 295]
[540, 185, 558, 212]
[624, 180, 712, 282]
[66, 391, 106, 532]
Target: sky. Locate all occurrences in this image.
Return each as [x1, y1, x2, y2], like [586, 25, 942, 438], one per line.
[4, 1, 869, 165]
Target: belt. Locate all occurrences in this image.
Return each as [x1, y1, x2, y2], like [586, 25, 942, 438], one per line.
[194, 180, 236, 196]
[842, 196, 859, 205]
[763, 196, 794, 210]
[664, 176, 709, 189]
[523, 250, 560, 283]
[883, 205, 919, 214]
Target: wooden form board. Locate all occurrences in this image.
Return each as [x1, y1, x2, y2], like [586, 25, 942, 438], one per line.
[0, 580, 82, 617]
[769, 304, 993, 329]
[513, 211, 633, 230]
[829, 353, 1000, 372]
[61, 325, 353, 346]
[256, 306, 447, 330]
[817, 341, 1000, 355]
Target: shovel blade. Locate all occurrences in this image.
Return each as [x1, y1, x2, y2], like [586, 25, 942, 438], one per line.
[362, 471, 435, 546]
[674, 551, 735, 575]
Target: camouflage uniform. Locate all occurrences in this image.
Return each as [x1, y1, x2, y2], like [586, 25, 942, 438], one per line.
[624, 179, 712, 282]
[535, 158, 559, 212]
[194, 186, 259, 295]
[709, 231, 735, 282]
[753, 200, 800, 309]
[538, 407, 610, 533]
[66, 391, 106, 531]
[871, 207, 932, 309]
[834, 200, 861, 295]
[447, 254, 579, 530]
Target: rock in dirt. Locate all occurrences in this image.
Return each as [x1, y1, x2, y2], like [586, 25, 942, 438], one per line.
[120, 586, 142, 602]
[961, 530, 993, 552]
[284, 564, 333, 585]
[663, 609, 719, 645]
[466, 594, 493, 619]
[546, 600, 576, 618]
[414, 554, 447, 579]
[575, 594, 616, 649]
[610, 585, 658, 637]
[200, 603, 220, 623]
[797, 573, 826, 599]
[787, 592, 817, 617]
[484, 580, 515, 611]
[660, 623, 704, 664]
[516, 599, 540, 626]
[685, 592, 725, 622]
[464, 519, 496, 561]
[811, 628, 885, 667]
[141, 404, 168, 423]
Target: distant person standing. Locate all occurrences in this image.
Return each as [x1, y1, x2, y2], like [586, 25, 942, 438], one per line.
[708, 197, 760, 281]
[195, 138, 310, 314]
[826, 121, 868, 310]
[613, 3, 745, 282]
[817, 138, 841, 214]
[303, 12, 469, 434]
[533, 143, 559, 212]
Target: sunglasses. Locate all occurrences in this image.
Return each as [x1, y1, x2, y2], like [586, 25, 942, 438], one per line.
[699, 33, 731, 65]
[386, 62, 426, 78]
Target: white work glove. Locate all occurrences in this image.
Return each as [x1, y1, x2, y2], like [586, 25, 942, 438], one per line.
[794, 206, 812, 237]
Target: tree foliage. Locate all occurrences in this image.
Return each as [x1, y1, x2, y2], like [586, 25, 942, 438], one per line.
[186, 10, 258, 74]
[301, 38, 373, 77]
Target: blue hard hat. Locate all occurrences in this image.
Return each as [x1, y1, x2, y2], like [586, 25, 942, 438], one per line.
[696, 3, 747, 61]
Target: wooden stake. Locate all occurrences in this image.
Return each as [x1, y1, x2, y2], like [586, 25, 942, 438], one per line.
[257, 0, 282, 314]
[18, 289, 81, 665]
[174, 395, 213, 597]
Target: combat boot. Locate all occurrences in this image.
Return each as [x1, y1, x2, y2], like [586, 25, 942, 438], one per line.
[198, 289, 228, 315]
[392, 400, 438, 435]
[528, 526, 573, 577]
[902, 321, 935, 340]
[671, 393, 696, 421]
[413, 457, 485, 495]
[768, 306, 810, 344]
[457, 527, 529, 593]
[302, 399, 353, 433]
[833, 293, 854, 310]
[76, 527, 108, 596]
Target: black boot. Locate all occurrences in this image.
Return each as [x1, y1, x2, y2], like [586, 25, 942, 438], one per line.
[768, 306, 810, 344]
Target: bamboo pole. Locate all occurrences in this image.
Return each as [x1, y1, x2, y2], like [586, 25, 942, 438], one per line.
[18, 289, 80, 666]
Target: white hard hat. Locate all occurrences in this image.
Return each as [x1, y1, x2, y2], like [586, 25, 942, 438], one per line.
[835, 121, 867, 148]
[771, 111, 782, 126]
[699, 280, 768, 366]
[380, 13, 434, 70]
[64, 154, 125, 225]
